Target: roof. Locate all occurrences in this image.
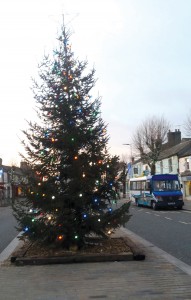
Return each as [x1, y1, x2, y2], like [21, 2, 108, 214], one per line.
[158, 140, 191, 160]
[131, 139, 191, 165]
[0, 165, 24, 175]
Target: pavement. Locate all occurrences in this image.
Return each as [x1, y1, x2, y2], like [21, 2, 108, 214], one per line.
[0, 199, 191, 299]
[183, 199, 191, 211]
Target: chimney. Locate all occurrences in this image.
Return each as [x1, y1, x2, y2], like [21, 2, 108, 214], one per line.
[20, 161, 28, 170]
[167, 129, 181, 147]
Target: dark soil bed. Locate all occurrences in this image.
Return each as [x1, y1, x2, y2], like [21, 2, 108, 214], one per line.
[10, 234, 145, 265]
[13, 237, 131, 257]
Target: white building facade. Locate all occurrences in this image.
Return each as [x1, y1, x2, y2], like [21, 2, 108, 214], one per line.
[128, 131, 191, 200]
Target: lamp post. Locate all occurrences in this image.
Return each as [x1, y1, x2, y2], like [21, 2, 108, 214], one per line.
[123, 143, 132, 161]
[0, 167, 4, 204]
[123, 143, 133, 199]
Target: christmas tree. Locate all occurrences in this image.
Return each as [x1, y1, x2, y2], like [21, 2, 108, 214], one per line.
[13, 24, 131, 248]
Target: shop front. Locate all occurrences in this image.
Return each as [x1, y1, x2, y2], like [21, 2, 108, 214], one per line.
[181, 173, 191, 201]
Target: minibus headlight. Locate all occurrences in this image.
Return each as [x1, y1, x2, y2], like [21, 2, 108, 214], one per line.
[156, 196, 163, 201]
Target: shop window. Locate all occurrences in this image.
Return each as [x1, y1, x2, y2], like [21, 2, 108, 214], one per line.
[185, 158, 190, 171]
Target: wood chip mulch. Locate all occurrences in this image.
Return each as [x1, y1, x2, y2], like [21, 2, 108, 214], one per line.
[14, 237, 132, 258]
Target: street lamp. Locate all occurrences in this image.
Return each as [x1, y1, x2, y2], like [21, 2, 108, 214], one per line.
[123, 143, 133, 199]
[123, 143, 133, 161]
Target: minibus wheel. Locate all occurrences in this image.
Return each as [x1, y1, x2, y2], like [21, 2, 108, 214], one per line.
[151, 201, 157, 210]
[177, 206, 182, 210]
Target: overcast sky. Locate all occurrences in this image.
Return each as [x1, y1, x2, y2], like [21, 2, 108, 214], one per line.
[1, 0, 191, 165]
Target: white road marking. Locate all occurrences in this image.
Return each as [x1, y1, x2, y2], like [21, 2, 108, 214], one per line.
[179, 221, 191, 225]
[165, 217, 172, 220]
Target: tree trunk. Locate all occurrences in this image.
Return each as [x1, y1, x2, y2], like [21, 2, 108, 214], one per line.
[151, 164, 156, 175]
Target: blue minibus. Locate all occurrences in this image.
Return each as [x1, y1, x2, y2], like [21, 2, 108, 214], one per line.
[129, 174, 184, 210]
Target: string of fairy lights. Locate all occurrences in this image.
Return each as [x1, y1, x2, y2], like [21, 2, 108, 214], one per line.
[22, 27, 119, 243]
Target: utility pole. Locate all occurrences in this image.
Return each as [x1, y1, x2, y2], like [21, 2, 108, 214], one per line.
[123, 144, 132, 161]
[10, 167, 15, 202]
[123, 143, 133, 199]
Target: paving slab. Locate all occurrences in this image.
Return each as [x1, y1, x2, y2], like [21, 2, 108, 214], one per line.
[0, 226, 191, 299]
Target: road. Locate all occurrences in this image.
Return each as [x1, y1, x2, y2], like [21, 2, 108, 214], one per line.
[0, 205, 18, 253]
[125, 202, 191, 265]
[0, 200, 191, 267]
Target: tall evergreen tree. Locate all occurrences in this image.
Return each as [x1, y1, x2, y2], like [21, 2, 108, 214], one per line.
[13, 24, 130, 248]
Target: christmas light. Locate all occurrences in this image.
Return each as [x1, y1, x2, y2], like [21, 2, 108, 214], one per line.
[14, 24, 131, 250]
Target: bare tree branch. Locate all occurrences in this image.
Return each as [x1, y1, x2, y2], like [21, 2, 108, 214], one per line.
[184, 109, 191, 137]
[132, 116, 170, 175]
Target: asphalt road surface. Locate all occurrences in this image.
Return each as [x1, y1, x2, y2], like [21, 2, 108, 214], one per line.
[0, 205, 18, 253]
[125, 203, 191, 265]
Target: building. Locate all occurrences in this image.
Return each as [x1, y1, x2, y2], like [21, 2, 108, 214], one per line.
[0, 159, 29, 205]
[128, 130, 191, 200]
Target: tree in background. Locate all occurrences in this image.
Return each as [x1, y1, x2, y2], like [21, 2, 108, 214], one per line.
[133, 116, 170, 175]
[184, 110, 191, 137]
[13, 24, 130, 248]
